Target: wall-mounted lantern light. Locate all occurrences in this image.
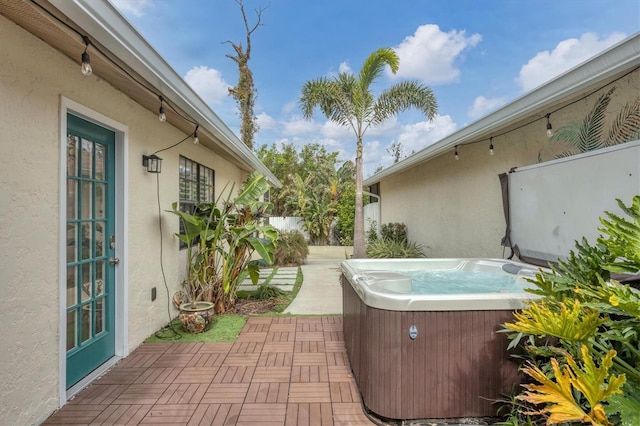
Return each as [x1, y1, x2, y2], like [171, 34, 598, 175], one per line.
[142, 154, 162, 173]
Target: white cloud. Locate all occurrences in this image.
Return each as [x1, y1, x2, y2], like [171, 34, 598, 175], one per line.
[183, 66, 230, 105]
[282, 117, 320, 136]
[468, 96, 507, 118]
[517, 32, 626, 92]
[390, 24, 481, 84]
[109, 0, 152, 17]
[321, 120, 354, 140]
[256, 112, 276, 131]
[282, 101, 298, 115]
[338, 61, 352, 74]
[396, 115, 457, 154]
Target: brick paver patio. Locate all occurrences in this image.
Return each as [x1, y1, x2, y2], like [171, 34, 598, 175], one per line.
[43, 316, 374, 425]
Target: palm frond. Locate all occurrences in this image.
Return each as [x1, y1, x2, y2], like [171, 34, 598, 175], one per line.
[605, 96, 640, 146]
[373, 81, 437, 125]
[358, 48, 399, 89]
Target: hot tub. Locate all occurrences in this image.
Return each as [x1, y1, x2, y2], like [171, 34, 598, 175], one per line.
[341, 258, 541, 420]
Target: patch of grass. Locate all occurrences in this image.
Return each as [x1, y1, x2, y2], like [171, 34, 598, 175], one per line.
[145, 315, 247, 343]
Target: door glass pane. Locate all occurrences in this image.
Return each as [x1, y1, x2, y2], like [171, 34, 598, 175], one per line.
[95, 144, 105, 180]
[81, 306, 92, 343]
[81, 222, 92, 260]
[67, 179, 77, 220]
[81, 139, 93, 178]
[66, 223, 77, 263]
[81, 263, 92, 302]
[96, 299, 104, 334]
[95, 222, 104, 257]
[67, 311, 77, 351]
[96, 261, 105, 296]
[95, 184, 105, 218]
[67, 266, 77, 307]
[81, 182, 92, 220]
[67, 135, 79, 177]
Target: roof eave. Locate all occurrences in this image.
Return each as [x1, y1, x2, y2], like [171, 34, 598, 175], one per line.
[364, 32, 640, 186]
[48, 0, 281, 187]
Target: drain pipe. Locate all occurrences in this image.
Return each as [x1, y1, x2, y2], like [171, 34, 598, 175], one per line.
[363, 191, 381, 238]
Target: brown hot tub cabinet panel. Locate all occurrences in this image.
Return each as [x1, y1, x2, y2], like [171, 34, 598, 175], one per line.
[342, 275, 520, 420]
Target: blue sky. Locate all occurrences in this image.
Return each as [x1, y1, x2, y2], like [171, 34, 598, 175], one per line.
[110, 0, 639, 176]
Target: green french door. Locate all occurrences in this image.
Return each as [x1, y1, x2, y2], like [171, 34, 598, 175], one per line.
[66, 114, 116, 389]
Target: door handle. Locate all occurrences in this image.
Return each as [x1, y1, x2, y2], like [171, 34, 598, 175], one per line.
[109, 257, 120, 266]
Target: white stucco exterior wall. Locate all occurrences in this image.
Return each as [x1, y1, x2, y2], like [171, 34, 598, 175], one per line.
[0, 15, 248, 425]
[377, 70, 639, 259]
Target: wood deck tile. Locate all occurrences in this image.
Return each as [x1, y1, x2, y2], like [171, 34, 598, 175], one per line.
[69, 384, 129, 405]
[185, 352, 225, 368]
[257, 351, 293, 367]
[262, 341, 295, 353]
[229, 341, 264, 354]
[291, 365, 329, 383]
[245, 317, 273, 325]
[288, 382, 331, 403]
[327, 365, 354, 382]
[172, 367, 217, 384]
[268, 323, 296, 332]
[151, 354, 195, 368]
[222, 352, 260, 367]
[201, 383, 249, 404]
[235, 403, 286, 425]
[329, 381, 360, 403]
[236, 332, 268, 342]
[296, 322, 324, 332]
[252, 366, 291, 382]
[324, 341, 347, 353]
[134, 367, 182, 384]
[196, 342, 233, 354]
[157, 383, 208, 404]
[324, 330, 344, 342]
[242, 324, 270, 334]
[265, 331, 295, 342]
[116, 353, 161, 368]
[187, 403, 242, 426]
[326, 351, 349, 366]
[271, 317, 295, 324]
[294, 340, 326, 353]
[166, 343, 203, 354]
[245, 382, 289, 403]
[41, 404, 108, 424]
[212, 366, 255, 383]
[94, 368, 146, 385]
[285, 403, 333, 426]
[134, 343, 173, 353]
[295, 331, 324, 342]
[293, 353, 328, 366]
[139, 403, 199, 424]
[112, 384, 169, 405]
[322, 316, 342, 325]
[332, 402, 375, 425]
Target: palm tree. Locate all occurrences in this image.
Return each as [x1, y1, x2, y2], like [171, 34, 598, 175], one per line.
[299, 48, 438, 258]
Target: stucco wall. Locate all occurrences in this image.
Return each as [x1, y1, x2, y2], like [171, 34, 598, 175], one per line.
[378, 70, 639, 259]
[0, 15, 247, 425]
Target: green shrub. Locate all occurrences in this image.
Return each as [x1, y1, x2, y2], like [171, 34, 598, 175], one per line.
[253, 283, 285, 300]
[274, 230, 309, 266]
[381, 222, 407, 243]
[366, 219, 378, 243]
[366, 238, 425, 258]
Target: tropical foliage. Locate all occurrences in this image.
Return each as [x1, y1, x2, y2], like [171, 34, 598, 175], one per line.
[299, 47, 438, 258]
[502, 196, 640, 426]
[544, 86, 640, 160]
[168, 172, 278, 314]
[273, 230, 309, 266]
[366, 221, 425, 258]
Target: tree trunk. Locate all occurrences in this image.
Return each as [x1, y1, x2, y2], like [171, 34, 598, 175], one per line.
[353, 137, 366, 258]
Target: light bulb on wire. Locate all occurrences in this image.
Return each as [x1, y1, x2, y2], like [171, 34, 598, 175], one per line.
[81, 36, 92, 76]
[454, 146, 459, 160]
[489, 137, 494, 156]
[193, 125, 199, 144]
[158, 96, 166, 122]
[546, 113, 553, 138]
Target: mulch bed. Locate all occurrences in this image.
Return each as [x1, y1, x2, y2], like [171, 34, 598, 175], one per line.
[229, 297, 282, 315]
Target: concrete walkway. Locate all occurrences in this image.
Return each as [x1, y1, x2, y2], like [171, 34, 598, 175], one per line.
[284, 246, 351, 315]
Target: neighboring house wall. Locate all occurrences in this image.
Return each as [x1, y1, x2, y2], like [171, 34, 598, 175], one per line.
[0, 16, 247, 425]
[377, 70, 639, 258]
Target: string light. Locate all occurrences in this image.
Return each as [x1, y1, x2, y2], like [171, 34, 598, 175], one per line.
[81, 36, 92, 76]
[158, 96, 166, 122]
[454, 145, 459, 160]
[489, 137, 494, 156]
[546, 113, 553, 138]
[193, 125, 199, 144]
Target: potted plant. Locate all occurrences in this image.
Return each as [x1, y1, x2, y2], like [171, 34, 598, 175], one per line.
[169, 172, 278, 332]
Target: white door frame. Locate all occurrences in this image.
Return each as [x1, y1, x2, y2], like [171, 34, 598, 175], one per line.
[58, 97, 129, 404]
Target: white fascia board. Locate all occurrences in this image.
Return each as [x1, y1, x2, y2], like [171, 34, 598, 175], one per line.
[365, 32, 640, 186]
[48, 0, 280, 187]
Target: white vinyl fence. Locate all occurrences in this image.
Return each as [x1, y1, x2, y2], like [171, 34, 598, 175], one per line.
[267, 216, 310, 240]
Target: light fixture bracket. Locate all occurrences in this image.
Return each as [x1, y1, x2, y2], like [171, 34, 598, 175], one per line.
[142, 154, 162, 173]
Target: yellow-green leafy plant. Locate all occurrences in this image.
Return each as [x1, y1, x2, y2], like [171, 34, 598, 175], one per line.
[502, 196, 640, 425]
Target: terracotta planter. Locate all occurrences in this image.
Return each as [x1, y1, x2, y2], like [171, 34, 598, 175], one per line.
[178, 301, 215, 333]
